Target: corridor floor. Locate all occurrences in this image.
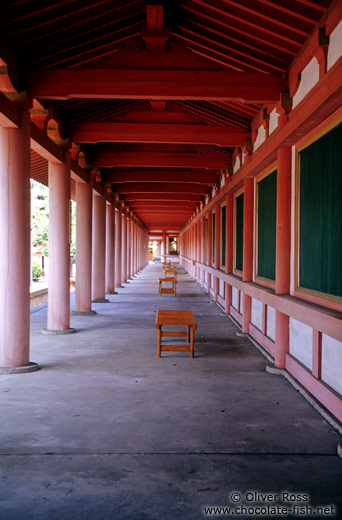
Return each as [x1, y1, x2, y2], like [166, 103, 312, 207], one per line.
[1, 264, 341, 520]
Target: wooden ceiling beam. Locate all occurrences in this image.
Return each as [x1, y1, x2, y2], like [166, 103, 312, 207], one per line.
[70, 122, 249, 146]
[93, 151, 229, 169]
[121, 193, 203, 201]
[114, 182, 208, 194]
[29, 69, 287, 103]
[102, 169, 219, 184]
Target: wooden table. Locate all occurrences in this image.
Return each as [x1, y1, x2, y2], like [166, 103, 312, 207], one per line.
[158, 277, 177, 296]
[155, 310, 197, 358]
[164, 267, 177, 280]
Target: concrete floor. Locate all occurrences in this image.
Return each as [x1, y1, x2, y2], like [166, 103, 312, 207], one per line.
[1, 264, 341, 520]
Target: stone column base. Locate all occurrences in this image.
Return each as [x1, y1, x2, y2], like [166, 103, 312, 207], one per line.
[40, 328, 76, 335]
[91, 299, 109, 303]
[71, 310, 97, 316]
[0, 362, 40, 374]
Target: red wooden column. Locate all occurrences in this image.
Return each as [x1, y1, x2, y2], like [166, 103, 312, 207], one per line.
[242, 178, 254, 333]
[196, 221, 200, 281]
[92, 191, 108, 302]
[121, 210, 127, 283]
[275, 147, 292, 367]
[115, 208, 123, 288]
[207, 211, 212, 293]
[214, 202, 221, 300]
[225, 193, 234, 314]
[0, 110, 38, 372]
[75, 181, 95, 314]
[105, 201, 116, 294]
[45, 152, 75, 334]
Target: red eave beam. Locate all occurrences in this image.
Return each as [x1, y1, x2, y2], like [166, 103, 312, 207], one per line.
[29, 69, 288, 104]
[70, 122, 249, 146]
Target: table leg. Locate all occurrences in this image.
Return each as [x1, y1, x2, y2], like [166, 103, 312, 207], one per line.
[190, 327, 195, 358]
[187, 325, 190, 342]
[157, 326, 161, 358]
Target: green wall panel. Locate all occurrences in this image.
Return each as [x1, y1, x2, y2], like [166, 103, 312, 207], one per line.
[257, 170, 277, 280]
[235, 193, 244, 271]
[299, 123, 342, 297]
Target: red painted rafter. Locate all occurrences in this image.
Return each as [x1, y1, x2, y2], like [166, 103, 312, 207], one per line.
[28, 20, 143, 67]
[15, 1, 143, 48]
[253, 0, 325, 23]
[173, 24, 287, 74]
[178, 1, 302, 51]
[219, 0, 311, 36]
[29, 69, 288, 103]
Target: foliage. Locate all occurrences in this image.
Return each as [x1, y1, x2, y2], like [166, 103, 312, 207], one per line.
[31, 180, 49, 256]
[32, 261, 44, 281]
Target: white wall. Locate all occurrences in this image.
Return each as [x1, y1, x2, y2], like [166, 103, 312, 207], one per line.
[293, 58, 319, 108]
[232, 287, 239, 310]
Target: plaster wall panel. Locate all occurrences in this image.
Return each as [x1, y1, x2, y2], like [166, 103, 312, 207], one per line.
[322, 335, 342, 395]
[251, 298, 263, 330]
[266, 306, 276, 341]
[219, 279, 225, 298]
[289, 318, 312, 370]
[253, 125, 266, 150]
[293, 58, 319, 107]
[269, 108, 279, 135]
[233, 156, 240, 173]
[327, 21, 342, 70]
[232, 287, 239, 310]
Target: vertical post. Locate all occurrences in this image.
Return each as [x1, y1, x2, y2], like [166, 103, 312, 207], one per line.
[75, 181, 95, 314]
[126, 215, 131, 280]
[0, 110, 38, 371]
[275, 147, 292, 367]
[92, 192, 108, 302]
[105, 202, 115, 294]
[242, 178, 254, 333]
[115, 208, 123, 288]
[46, 152, 75, 333]
[201, 216, 205, 286]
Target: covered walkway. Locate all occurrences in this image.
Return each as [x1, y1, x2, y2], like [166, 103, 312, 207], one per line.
[1, 264, 341, 519]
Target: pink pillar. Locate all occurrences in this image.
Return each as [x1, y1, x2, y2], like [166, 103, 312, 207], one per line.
[45, 153, 75, 333]
[200, 217, 205, 285]
[242, 178, 254, 333]
[127, 217, 132, 279]
[121, 211, 127, 283]
[115, 208, 123, 288]
[92, 192, 108, 302]
[105, 202, 115, 294]
[207, 211, 212, 292]
[75, 181, 95, 314]
[0, 110, 38, 372]
[225, 193, 233, 314]
[275, 147, 292, 368]
[161, 233, 166, 262]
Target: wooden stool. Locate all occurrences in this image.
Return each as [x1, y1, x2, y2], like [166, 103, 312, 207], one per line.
[156, 310, 197, 358]
[158, 277, 177, 296]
